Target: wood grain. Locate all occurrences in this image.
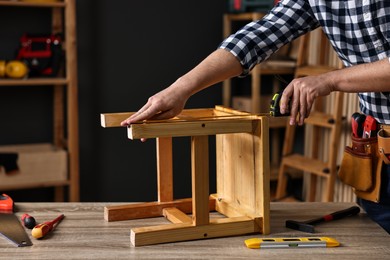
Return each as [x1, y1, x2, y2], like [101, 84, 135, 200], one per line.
[1, 202, 389, 259]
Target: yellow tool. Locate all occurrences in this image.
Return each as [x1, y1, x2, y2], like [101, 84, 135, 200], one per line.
[0, 60, 28, 79]
[270, 91, 290, 117]
[245, 237, 340, 249]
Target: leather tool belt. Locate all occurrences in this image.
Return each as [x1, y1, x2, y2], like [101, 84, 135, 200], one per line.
[338, 124, 390, 203]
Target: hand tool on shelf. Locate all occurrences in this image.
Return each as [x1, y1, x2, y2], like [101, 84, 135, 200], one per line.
[32, 214, 64, 239]
[0, 194, 33, 247]
[285, 206, 360, 233]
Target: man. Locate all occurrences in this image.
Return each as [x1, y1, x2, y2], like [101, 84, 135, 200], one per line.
[121, 1, 390, 233]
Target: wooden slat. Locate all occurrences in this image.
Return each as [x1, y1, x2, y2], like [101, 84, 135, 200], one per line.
[100, 107, 256, 128]
[191, 136, 209, 226]
[131, 217, 259, 246]
[305, 111, 336, 128]
[128, 119, 256, 139]
[216, 116, 270, 235]
[65, 0, 79, 202]
[0, 0, 65, 7]
[104, 198, 216, 222]
[211, 194, 260, 219]
[0, 78, 68, 86]
[100, 112, 134, 127]
[162, 207, 192, 224]
[282, 154, 331, 178]
[214, 105, 252, 116]
[254, 116, 270, 234]
[156, 137, 173, 202]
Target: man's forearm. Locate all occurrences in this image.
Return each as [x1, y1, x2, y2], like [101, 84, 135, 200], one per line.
[176, 49, 243, 97]
[331, 58, 390, 93]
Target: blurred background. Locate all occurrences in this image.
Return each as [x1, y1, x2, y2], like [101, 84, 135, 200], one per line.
[0, 1, 228, 202]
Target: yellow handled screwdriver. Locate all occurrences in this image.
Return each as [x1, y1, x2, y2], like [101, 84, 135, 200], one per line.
[31, 214, 64, 239]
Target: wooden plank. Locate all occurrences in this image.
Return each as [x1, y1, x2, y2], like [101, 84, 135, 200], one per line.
[214, 105, 252, 116]
[65, 0, 80, 202]
[131, 217, 259, 246]
[0, 0, 66, 7]
[211, 194, 262, 219]
[216, 116, 270, 234]
[162, 207, 192, 224]
[156, 137, 173, 202]
[282, 154, 330, 177]
[100, 112, 134, 127]
[0, 78, 68, 86]
[128, 119, 256, 139]
[254, 116, 270, 234]
[191, 136, 209, 226]
[305, 111, 336, 128]
[100, 107, 256, 128]
[210, 194, 243, 218]
[104, 198, 216, 222]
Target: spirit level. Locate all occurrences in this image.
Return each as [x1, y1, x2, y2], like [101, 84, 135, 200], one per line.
[245, 237, 340, 249]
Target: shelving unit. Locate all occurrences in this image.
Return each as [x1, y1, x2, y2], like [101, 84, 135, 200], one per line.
[0, 0, 79, 202]
[275, 29, 344, 202]
[222, 12, 294, 180]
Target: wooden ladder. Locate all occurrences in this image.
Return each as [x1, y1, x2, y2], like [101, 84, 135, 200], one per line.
[275, 29, 344, 202]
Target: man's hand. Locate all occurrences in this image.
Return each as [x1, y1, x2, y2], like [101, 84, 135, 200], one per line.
[280, 74, 334, 125]
[120, 82, 189, 126]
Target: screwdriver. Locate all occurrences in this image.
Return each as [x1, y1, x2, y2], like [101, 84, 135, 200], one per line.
[21, 213, 36, 229]
[31, 214, 64, 239]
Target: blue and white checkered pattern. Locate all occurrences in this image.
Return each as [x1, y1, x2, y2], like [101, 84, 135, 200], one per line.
[219, 0, 390, 124]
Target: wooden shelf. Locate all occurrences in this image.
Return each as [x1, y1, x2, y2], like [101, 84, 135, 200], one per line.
[0, 0, 79, 202]
[0, 78, 68, 86]
[0, 0, 65, 8]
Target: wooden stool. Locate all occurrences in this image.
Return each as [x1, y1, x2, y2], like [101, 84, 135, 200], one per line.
[101, 106, 270, 246]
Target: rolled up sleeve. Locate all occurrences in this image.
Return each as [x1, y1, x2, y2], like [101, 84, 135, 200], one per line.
[219, 0, 320, 76]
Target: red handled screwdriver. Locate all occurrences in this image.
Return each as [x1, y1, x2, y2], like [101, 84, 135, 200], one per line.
[31, 214, 64, 239]
[21, 213, 36, 229]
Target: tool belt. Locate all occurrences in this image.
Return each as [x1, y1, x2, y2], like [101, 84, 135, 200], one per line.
[339, 124, 390, 203]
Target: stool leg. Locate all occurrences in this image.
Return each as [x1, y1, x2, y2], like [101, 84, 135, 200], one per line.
[191, 135, 209, 226]
[156, 137, 173, 202]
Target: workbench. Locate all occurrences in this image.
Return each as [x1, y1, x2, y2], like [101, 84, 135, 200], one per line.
[1, 202, 389, 259]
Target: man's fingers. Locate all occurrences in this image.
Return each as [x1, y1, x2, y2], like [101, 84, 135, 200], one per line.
[280, 89, 291, 115]
[298, 92, 307, 125]
[121, 102, 162, 126]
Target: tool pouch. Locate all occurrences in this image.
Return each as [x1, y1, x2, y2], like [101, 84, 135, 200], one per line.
[378, 128, 390, 165]
[339, 134, 382, 203]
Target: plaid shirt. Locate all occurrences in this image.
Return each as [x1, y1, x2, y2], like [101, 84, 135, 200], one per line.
[219, 0, 390, 124]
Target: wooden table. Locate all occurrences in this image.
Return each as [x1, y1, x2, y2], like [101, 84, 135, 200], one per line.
[1, 202, 389, 259]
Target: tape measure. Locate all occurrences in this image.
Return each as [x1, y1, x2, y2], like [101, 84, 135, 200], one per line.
[245, 237, 340, 249]
[270, 92, 290, 117]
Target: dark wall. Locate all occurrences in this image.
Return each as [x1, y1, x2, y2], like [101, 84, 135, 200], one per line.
[0, 1, 226, 202]
[77, 1, 226, 201]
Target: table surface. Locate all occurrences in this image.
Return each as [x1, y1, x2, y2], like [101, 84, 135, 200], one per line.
[0, 202, 389, 259]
